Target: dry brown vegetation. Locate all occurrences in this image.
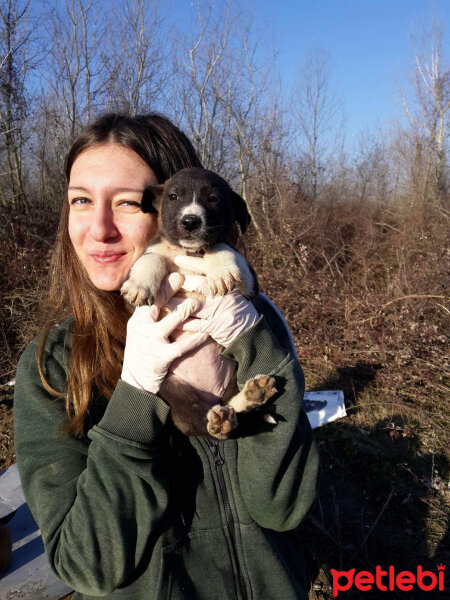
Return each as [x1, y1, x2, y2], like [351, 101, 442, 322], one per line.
[1, 1, 449, 598]
[245, 196, 449, 598]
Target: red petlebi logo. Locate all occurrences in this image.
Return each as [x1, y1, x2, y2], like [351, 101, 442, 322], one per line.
[330, 564, 446, 596]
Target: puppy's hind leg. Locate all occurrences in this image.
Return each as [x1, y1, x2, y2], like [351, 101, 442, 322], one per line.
[206, 405, 237, 440]
[225, 375, 277, 414]
[160, 375, 237, 439]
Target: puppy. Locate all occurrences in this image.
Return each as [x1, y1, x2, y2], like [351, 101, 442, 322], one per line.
[122, 168, 257, 305]
[122, 168, 276, 439]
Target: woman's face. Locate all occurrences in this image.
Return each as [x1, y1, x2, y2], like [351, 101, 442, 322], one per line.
[68, 143, 158, 291]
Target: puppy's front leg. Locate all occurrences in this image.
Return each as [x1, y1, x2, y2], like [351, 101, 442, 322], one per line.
[203, 243, 256, 298]
[121, 251, 168, 306]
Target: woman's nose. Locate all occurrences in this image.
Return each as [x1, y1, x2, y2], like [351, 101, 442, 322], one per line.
[89, 204, 119, 241]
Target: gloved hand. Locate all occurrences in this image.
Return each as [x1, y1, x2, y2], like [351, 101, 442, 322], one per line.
[170, 253, 260, 347]
[121, 273, 209, 394]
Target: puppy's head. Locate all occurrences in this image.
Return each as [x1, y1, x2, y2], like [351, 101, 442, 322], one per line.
[141, 167, 250, 251]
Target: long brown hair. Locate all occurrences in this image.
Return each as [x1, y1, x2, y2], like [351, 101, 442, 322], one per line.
[38, 113, 202, 436]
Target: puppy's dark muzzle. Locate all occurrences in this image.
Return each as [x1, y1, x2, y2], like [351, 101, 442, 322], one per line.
[181, 214, 202, 231]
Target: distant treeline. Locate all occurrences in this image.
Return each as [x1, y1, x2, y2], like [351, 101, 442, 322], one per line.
[0, 0, 448, 229]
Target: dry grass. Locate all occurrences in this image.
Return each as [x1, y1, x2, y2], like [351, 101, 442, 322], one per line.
[0, 207, 57, 376]
[245, 194, 449, 598]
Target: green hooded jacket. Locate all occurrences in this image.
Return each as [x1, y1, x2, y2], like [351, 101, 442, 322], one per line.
[14, 294, 319, 599]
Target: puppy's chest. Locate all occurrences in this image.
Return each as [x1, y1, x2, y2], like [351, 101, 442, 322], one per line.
[147, 240, 205, 276]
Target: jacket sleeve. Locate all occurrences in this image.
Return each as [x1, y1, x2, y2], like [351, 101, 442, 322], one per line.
[14, 332, 171, 596]
[222, 299, 319, 532]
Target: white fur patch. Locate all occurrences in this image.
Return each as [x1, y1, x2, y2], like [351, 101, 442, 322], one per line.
[121, 252, 168, 305]
[181, 201, 205, 218]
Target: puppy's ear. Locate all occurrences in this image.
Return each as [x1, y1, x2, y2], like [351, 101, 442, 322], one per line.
[231, 191, 251, 234]
[141, 184, 164, 213]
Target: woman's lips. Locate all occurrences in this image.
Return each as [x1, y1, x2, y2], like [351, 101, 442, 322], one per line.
[89, 252, 126, 264]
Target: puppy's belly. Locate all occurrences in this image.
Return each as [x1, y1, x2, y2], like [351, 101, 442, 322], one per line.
[168, 330, 236, 405]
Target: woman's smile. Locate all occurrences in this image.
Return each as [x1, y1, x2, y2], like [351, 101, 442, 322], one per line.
[89, 251, 127, 264]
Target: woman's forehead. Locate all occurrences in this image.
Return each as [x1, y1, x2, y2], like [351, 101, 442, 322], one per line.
[69, 144, 157, 186]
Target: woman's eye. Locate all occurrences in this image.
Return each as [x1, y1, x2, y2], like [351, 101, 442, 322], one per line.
[70, 197, 90, 205]
[168, 193, 178, 201]
[119, 200, 141, 207]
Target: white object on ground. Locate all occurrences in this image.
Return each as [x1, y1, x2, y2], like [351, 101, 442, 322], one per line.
[303, 390, 347, 429]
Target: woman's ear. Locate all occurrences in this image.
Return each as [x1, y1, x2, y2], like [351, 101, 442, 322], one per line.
[231, 191, 251, 234]
[141, 184, 164, 213]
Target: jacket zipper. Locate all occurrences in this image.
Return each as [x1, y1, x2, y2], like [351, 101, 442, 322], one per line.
[204, 438, 248, 600]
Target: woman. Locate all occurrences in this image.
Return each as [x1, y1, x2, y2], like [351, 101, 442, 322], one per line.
[14, 113, 319, 599]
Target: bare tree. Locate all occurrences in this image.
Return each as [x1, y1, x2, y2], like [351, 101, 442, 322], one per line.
[28, 0, 112, 210]
[170, 0, 285, 241]
[212, 23, 281, 239]
[0, 0, 34, 211]
[43, 0, 106, 143]
[353, 128, 391, 205]
[292, 51, 344, 204]
[401, 23, 449, 207]
[104, 0, 167, 115]
[170, 0, 237, 172]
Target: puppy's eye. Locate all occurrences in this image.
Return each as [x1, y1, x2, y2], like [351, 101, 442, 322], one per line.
[168, 193, 178, 201]
[208, 195, 219, 202]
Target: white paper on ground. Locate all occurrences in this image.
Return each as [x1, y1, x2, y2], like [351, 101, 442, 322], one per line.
[303, 390, 347, 429]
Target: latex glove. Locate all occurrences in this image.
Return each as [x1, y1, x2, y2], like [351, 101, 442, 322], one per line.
[168, 330, 236, 404]
[121, 273, 209, 393]
[167, 270, 260, 348]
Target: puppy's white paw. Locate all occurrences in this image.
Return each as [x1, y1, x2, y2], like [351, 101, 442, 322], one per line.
[121, 278, 158, 306]
[121, 251, 168, 306]
[206, 269, 240, 296]
[204, 244, 255, 298]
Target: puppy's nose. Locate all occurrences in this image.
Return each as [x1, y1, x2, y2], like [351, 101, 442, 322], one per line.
[181, 214, 202, 231]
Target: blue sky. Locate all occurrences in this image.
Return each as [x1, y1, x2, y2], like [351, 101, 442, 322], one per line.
[172, 0, 449, 140]
[249, 0, 449, 139]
